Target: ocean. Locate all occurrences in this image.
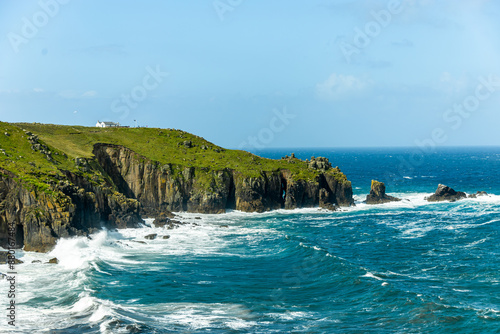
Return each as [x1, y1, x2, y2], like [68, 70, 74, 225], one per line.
[1, 147, 499, 333]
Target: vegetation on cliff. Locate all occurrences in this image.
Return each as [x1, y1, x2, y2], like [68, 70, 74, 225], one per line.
[0, 121, 353, 252]
[13, 122, 342, 181]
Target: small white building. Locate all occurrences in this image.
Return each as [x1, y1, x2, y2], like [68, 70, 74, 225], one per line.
[96, 121, 120, 128]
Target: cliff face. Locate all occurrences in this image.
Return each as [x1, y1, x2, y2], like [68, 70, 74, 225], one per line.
[93, 144, 354, 214]
[0, 123, 354, 252]
[0, 168, 141, 252]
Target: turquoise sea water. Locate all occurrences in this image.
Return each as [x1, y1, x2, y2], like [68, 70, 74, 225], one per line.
[1, 147, 499, 333]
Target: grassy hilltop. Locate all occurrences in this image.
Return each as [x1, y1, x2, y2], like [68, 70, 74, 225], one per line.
[0, 122, 347, 193]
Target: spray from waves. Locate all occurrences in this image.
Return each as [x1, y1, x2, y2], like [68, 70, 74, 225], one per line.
[1, 216, 285, 333]
[0, 187, 498, 333]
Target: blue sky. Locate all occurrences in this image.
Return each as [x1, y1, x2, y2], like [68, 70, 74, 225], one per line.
[1, 0, 500, 148]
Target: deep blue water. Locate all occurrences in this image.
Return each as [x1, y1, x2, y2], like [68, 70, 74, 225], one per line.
[256, 146, 500, 195]
[1, 147, 499, 333]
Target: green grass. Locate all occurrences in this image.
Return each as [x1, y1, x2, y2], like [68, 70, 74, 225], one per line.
[0, 122, 348, 191]
[0, 123, 76, 192]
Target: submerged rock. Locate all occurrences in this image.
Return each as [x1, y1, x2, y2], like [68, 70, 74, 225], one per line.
[365, 180, 401, 204]
[425, 184, 466, 202]
[144, 234, 157, 240]
[47, 257, 59, 264]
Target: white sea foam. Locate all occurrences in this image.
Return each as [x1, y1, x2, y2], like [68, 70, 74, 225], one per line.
[349, 192, 433, 212]
[270, 310, 311, 321]
[150, 303, 257, 330]
[1, 189, 497, 333]
[362, 272, 383, 281]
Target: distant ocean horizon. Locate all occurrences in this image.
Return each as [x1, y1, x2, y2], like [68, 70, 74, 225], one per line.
[1, 147, 499, 333]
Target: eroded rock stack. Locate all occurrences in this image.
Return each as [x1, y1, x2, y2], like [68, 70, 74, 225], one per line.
[366, 180, 401, 204]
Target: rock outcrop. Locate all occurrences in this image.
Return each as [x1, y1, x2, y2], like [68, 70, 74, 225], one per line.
[425, 184, 466, 202]
[468, 191, 488, 198]
[0, 251, 24, 264]
[0, 169, 142, 252]
[365, 180, 401, 204]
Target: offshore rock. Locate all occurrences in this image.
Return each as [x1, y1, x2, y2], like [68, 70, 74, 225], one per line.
[366, 180, 401, 204]
[468, 191, 488, 198]
[425, 184, 466, 202]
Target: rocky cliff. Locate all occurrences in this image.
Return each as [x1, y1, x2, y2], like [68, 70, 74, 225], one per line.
[0, 167, 141, 252]
[365, 180, 401, 204]
[93, 144, 353, 214]
[0, 122, 353, 252]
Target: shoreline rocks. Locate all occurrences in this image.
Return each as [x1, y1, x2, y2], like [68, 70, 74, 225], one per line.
[365, 180, 401, 204]
[468, 191, 488, 199]
[0, 251, 24, 264]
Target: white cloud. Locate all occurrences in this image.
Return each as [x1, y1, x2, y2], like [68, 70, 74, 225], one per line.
[58, 90, 98, 99]
[82, 90, 97, 98]
[316, 73, 368, 100]
[33, 88, 44, 93]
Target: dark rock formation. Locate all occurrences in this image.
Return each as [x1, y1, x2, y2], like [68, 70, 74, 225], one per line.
[365, 180, 401, 204]
[47, 257, 58, 264]
[468, 191, 488, 198]
[162, 235, 170, 239]
[0, 168, 142, 252]
[144, 234, 157, 240]
[0, 251, 24, 264]
[425, 184, 466, 202]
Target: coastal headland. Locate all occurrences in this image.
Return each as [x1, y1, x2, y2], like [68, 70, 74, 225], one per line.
[0, 122, 353, 252]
